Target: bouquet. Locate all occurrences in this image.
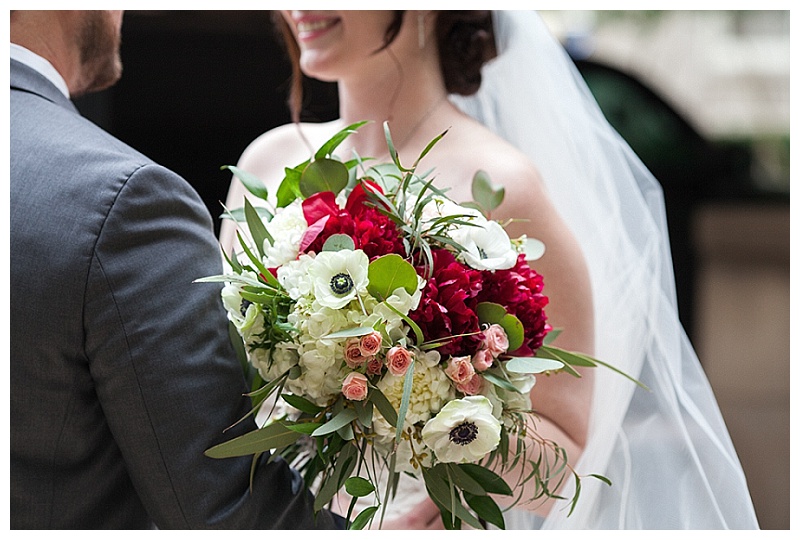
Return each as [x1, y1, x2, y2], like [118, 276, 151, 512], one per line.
[201, 122, 636, 529]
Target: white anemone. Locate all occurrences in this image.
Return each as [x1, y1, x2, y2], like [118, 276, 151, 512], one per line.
[421, 396, 501, 463]
[453, 219, 518, 271]
[307, 249, 369, 309]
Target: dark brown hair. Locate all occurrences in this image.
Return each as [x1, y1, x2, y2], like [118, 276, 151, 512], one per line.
[272, 11, 496, 123]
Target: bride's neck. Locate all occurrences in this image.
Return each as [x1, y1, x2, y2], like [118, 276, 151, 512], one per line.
[336, 54, 448, 159]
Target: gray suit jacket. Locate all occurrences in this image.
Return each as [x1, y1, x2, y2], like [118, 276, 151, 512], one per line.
[10, 59, 338, 530]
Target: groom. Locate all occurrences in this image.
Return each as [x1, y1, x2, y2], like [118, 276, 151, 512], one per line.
[10, 11, 340, 529]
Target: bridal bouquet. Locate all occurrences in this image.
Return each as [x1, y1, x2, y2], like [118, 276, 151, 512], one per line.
[201, 123, 628, 529]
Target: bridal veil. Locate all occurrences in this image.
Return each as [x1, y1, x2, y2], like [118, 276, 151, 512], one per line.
[451, 10, 759, 529]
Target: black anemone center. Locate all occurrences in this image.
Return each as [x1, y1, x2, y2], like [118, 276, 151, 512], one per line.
[240, 299, 253, 316]
[449, 421, 479, 446]
[477, 246, 488, 259]
[330, 272, 354, 295]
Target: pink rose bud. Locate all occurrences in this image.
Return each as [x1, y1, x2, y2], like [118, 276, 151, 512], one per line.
[386, 345, 414, 377]
[366, 356, 384, 376]
[484, 324, 510, 356]
[342, 372, 369, 401]
[456, 373, 484, 396]
[358, 332, 383, 356]
[472, 349, 494, 372]
[344, 338, 369, 368]
[445, 356, 475, 384]
[359, 331, 383, 356]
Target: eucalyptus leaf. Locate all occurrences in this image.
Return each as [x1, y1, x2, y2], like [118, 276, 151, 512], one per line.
[284, 422, 323, 435]
[543, 327, 562, 346]
[475, 302, 524, 352]
[475, 302, 507, 324]
[276, 165, 303, 208]
[337, 422, 355, 441]
[500, 313, 525, 352]
[300, 158, 349, 198]
[244, 197, 275, 253]
[345, 476, 376, 498]
[322, 233, 356, 252]
[280, 393, 324, 415]
[471, 170, 505, 214]
[505, 356, 564, 374]
[220, 205, 273, 223]
[223, 165, 268, 201]
[482, 371, 522, 393]
[349, 506, 379, 530]
[352, 399, 374, 428]
[323, 326, 375, 340]
[369, 387, 397, 428]
[315, 120, 369, 160]
[314, 443, 357, 512]
[523, 237, 546, 261]
[464, 493, 505, 530]
[312, 408, 358, 437]
[204, 422, 302, 458]
[367, 254, 419, 300]
[445, 463, 486, 496]
[395, 359, 415, 442]
[589, 473, 613, 486]
[456, 463, 513, 496]
[422, 467, 484, 530]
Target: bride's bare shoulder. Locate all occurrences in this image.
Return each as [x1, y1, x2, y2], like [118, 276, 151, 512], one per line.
[237, 120, 343, 182]
[437, 120, 546, 202]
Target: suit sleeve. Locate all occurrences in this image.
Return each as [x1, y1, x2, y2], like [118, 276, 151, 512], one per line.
[83, 163, 338, 529]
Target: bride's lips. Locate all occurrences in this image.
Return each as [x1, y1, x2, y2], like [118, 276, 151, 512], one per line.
[292, 14, 341, 43]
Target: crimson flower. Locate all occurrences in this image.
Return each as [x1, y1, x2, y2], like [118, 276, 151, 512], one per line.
[477, 254, 550, 355]
[409, 249, 483, 357]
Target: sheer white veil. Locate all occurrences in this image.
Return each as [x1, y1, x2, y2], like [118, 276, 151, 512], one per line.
[451, 11, 759, 529]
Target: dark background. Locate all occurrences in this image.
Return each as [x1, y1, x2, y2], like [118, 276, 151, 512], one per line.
[75, 11, 339, 238]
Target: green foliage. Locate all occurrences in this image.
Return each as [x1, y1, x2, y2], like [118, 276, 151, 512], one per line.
[471, 169, 505, 217]
[222, 164, 268, 201]
[476, 302, 525, 352]
[204, 422, 302, 458]
[299, 158, 349, 198]
[367, 254, 419, 300]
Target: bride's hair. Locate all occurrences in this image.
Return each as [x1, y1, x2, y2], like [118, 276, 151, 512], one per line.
[271, 10, 496, 122]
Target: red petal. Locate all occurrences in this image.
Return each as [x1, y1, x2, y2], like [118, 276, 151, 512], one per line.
[299, 215, 330, 253]
[302, 191, 339, 224]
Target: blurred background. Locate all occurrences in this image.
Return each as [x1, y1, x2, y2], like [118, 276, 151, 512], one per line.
[73, 10, 790, 530]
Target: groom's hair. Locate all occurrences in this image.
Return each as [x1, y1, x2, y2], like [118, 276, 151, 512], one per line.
[272, 10, 497, 123]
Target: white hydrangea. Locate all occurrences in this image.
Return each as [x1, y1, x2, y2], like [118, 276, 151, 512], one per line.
[375, 349, 454, 431]
[250, 342, 299, 383]
[277, 254, 315, 300]
[372, 278, 426, 341]
[262, 200, 307, 267]
[220, 273, 265, 344]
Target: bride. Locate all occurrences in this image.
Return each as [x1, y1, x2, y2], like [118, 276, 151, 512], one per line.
[219, 10, 759, 530]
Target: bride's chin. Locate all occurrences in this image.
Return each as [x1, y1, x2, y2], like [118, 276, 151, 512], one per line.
[299, 55, 343, 83]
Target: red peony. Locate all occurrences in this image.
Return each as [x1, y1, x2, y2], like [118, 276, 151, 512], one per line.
[409, 249, 483, 357]
[477, 254, 550, 356]
[300, 186, 405, 260]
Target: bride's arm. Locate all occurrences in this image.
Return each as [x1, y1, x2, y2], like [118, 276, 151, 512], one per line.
[487, 160, 596, 516]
